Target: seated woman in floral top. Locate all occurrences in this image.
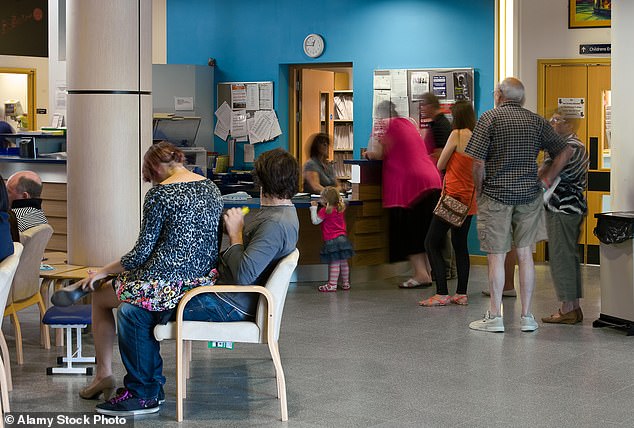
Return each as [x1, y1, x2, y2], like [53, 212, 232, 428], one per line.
[67, 142, 223, 409]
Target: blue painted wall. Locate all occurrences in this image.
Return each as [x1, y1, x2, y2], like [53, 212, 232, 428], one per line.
[166, 0, 494, 159]
[166, 0, 494, 254]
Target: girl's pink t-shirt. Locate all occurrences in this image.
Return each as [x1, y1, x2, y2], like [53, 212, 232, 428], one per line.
[318, 207, 347, 241]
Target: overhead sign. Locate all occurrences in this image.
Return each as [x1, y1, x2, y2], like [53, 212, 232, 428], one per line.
[558, 98, 585, 119]
[579, 44, 611, 55]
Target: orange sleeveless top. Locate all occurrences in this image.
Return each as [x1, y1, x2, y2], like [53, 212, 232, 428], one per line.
[444, 151, 477, 215]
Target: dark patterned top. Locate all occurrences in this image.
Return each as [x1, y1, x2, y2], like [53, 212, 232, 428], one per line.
[544, 133, 588, 215]
[120, 179, 223, 282]
[466, 101, 567, 205]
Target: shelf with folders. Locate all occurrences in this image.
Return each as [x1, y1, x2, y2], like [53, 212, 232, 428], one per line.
[333, 91, 353, 151]
[333, 151, 353, 180]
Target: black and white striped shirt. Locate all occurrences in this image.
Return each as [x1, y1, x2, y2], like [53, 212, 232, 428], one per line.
[466, 101, 568, 205]
[11, 198, 48, 232]
[544, 134, 588, 215]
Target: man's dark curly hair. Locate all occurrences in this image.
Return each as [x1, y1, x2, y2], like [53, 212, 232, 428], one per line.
[254, 148, 298, 200]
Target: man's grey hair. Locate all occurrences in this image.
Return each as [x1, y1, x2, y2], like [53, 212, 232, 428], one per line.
[496, 77, 525, 105]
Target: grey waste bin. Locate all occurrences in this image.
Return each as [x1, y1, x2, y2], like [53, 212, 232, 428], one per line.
[593, 211, 634, 335]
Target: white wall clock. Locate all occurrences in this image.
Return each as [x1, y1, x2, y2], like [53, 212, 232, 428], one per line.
[303, 33, 325, 58]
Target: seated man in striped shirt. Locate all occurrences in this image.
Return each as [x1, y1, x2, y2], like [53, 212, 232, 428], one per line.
[6, 170, 49, 232]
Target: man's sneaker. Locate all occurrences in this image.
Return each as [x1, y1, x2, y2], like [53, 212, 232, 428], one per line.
[469, 311, 505, 332]
[96, 388, 159, 416]
[115, 385, 164, 405]
[520, 313, 539, 332]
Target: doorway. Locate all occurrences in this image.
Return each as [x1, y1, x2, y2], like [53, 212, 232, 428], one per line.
[0, 67, 36, 131]
[538, 58, 611, 264]
[288, 63, 353, 191]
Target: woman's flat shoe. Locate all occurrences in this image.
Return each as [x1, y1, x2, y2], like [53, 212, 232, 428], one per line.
[399, 278, 432, 289]
[419, 294, 451, 306]
[79, 376, 115, 400]
[541, 309, 580, 324]
[450, 294, 469, 305]
[51, 286, 90, 307]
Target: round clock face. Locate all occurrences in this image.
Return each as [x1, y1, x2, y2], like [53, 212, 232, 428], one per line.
[303, 34, 324, 58]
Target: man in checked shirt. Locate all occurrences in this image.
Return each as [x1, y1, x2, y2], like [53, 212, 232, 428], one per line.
[465, 77, 573, 333]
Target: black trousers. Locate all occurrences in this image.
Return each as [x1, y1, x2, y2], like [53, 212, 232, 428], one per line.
[424, 214, 473, 295]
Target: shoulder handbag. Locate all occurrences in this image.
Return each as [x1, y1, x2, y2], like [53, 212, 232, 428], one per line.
[433, 188, 472, 228]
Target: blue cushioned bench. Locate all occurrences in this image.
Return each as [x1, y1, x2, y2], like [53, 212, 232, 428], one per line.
[42, 305, 95, 375]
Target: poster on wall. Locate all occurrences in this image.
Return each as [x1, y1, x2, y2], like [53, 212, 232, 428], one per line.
[569, 0, 611, 29]
[0, 0, 47, 57]
[410, 72, 429, 101]
[453, 72, 470, 101]
[432, 75, 447, 98]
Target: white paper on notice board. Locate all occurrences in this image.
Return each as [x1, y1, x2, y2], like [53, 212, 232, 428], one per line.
[243, 143, 255, 163]
[174, 96, 194, 111]
[231, 109, 248, 137]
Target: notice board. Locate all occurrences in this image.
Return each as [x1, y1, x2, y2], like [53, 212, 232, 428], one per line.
[372, 67, 474, 124]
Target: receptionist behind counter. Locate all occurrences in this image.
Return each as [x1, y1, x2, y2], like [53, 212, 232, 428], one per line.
[302, 133, 337, 194]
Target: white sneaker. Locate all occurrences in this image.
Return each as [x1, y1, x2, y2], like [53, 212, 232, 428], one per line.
[469, 311, 505, 332]
[520, 313, 539, 332]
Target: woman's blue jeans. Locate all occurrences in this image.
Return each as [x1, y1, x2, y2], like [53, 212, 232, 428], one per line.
[117, 293, 252, 400]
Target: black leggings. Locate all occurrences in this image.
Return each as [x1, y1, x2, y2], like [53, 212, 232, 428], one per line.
[424, 215, 473, 295]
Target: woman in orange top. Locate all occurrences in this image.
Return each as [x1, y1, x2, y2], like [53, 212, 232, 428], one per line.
[420, 101, 477, 306]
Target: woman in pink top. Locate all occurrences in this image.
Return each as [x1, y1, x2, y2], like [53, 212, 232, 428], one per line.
[310, 187, 354, 292]
[365, 103, 442, 288]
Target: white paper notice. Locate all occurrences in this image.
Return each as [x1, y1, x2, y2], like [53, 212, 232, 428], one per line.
[373, 72, 391, 90]
[231, 84, 247, 109]
[259, 82, 273, 110]
[391, 96, 409, 117]
[174, 96, 194, 111]
[231, 109, 248, 138]
[214, 120, 229, 141]
[390, 70, 408, 98]
[411, 71, 430, 101]
[215, 101, 232, 128]
[246, 84, 260, 111]
[243, 143, 255, 163]
[268, 110, 282, 139]
[373, 90, 391, 119]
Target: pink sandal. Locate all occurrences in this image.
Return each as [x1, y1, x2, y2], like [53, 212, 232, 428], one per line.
[341, 283, 351, 291]
[418, 294, 450, 307]
[450, 294, 468, 305]
[318, 283, 337, 292]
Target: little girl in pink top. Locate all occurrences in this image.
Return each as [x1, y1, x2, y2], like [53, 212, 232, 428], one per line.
[310, 187, 355, 292]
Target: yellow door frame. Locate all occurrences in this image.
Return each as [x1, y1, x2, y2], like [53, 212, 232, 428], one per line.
[0, 67, 37, 131]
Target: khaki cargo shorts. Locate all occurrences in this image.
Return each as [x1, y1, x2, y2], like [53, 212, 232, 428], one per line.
[476, 194, 544, 254]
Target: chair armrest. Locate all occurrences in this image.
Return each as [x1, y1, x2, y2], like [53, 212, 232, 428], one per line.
[174, 285, 276, 340]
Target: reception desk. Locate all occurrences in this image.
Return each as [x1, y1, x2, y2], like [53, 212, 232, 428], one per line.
[224, 159, 389, 269]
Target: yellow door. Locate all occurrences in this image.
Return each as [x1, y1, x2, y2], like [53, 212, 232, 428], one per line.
[539, 59, 611, 264]
[299, 68, 334, 169]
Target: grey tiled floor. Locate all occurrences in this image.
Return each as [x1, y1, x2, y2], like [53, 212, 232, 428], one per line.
[5, 263, 634, 427]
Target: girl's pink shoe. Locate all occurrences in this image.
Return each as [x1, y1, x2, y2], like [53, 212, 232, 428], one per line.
[318, 283, 337, 292]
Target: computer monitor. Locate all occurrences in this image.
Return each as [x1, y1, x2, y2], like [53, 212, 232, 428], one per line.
[152, 117, 200, 147]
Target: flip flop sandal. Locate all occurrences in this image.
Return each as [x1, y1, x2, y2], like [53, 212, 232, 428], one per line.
[450, 294, 469, 305]
[341, 283, 351, 290]
[399, 278, 432, 289]
[418, 294, 451, 306]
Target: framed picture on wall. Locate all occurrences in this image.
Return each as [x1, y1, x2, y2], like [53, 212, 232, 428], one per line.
[569, 0, 611, 29]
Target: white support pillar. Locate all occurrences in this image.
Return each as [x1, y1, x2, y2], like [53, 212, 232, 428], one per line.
[66, 0, 152, 265]
[611, 1, 634, 211]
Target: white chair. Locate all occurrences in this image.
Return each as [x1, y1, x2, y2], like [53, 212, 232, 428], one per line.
[3, 224, 53, 364]
[0, 243, 24, 414]
[154, 248, 299, 422]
